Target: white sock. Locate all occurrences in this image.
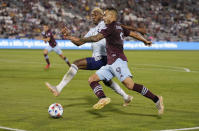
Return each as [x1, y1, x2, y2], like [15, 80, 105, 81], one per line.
[56, 64, 78, 92]
[110, 81, 129, 100]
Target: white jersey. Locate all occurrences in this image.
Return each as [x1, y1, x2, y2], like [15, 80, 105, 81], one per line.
[84, 21, 107, 57]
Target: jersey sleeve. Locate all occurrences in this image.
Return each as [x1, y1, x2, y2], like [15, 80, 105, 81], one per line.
[99, 25, 113, 38]
[122, 27, 130, 37]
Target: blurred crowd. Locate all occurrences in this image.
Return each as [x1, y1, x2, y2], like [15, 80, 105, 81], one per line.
[0, 0, 198, 41]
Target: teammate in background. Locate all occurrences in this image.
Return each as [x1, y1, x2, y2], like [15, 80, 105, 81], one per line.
[66, 7, 164, 115]
[45, 8, 133, 107]
[42, 24, 71, 69]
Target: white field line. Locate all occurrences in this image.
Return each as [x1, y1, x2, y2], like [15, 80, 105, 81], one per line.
[133, 64, 191, 72]
[132, 64, 199, 73]
[158, 126, 199, 131]
[0, 126, 27, 131]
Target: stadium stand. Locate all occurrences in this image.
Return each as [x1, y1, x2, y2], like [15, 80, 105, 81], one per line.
[0, 0, 198, 41]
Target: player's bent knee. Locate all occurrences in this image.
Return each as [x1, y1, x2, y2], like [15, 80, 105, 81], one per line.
[73, 60, 79, 65]
[44, 50, 48, 54]
[88, 74, 100, 84]
[122, 78, 134, 90]
[73, 60, 81, 68]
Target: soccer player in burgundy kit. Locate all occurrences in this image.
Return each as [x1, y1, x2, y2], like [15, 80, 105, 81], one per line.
[68, 7, 164, 115]
[42, 25, 71, 69]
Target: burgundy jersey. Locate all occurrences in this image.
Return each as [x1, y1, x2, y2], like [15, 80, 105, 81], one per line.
[42, 29, 57, 47]
[100, 21, 130, 65]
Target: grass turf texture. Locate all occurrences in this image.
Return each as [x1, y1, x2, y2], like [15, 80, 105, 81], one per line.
[0, 50, 199, 131]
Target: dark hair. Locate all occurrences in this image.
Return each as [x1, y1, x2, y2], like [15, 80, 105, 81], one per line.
[105, 7, 118, 14]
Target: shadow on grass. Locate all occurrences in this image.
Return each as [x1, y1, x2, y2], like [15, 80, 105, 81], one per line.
[83, 95, 161, 119]
[62, 96, 96, 108]
[86, 106, 160, 119]
[60, 95, 161, 119]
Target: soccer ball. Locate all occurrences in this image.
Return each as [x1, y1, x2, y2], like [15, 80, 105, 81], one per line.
[48, 103, 63, 118]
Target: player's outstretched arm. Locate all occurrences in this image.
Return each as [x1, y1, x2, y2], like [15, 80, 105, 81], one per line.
[121, 24, 147, 35]
[79, 33, 104, 43]
[129, 31, 152, 46]
[66, 36, 85, 46]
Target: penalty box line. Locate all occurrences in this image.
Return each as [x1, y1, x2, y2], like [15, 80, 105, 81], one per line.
[0, 126, 27, 131]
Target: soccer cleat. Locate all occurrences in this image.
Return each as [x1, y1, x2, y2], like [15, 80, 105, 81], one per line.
[156, 96, 164, 115]
[123, 95, 133, 107]
[45, 82, 60, 97]
[93, 97, 111, 110]
[45, 64, 50, 69]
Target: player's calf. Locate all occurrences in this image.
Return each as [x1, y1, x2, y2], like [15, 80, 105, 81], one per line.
[44, 54, 50, 69]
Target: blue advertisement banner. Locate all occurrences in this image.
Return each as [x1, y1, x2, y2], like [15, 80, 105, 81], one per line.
[0, 39, 198, 50]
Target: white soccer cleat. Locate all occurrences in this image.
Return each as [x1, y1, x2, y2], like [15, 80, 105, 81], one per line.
[93, 97, 111, 110]
[45, 82, 60, 97]
[156, 96, 164, 115]
[123, 95, 133, 107]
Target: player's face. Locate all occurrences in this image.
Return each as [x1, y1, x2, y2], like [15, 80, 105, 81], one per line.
[43, 25, 49, 32]
[91, 11, 102, 25]
[103, 10, 113, 25]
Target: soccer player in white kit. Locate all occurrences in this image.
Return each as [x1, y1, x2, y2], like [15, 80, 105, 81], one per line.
[45, 8, 133, 106]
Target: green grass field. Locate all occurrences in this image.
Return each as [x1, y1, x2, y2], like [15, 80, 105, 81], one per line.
[0, 50, 199, 131]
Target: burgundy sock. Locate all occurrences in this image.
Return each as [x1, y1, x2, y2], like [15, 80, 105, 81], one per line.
[44, 54, 50, 65]
[90, 81, 106, 99]
[133, 83, 159, 103]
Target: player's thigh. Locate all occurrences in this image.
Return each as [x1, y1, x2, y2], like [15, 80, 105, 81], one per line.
[86, 56, 107, 70]
[44, 46, 52, 54]
[73, 58, 87, 69]
[53, 46, 62, 55]
[96, 65, 113, 82]
[122, 77, 134, 90]
[111, 58, 133, 82]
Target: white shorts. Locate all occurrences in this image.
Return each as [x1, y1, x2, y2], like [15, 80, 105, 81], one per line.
[96, 58, 133, 82]
[45, 45, 62, 55]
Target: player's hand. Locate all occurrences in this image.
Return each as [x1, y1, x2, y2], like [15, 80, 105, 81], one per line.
[144, 41, 152, 46]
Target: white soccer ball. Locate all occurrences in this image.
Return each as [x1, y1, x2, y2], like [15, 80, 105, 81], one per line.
[48, 103, 63, 118]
